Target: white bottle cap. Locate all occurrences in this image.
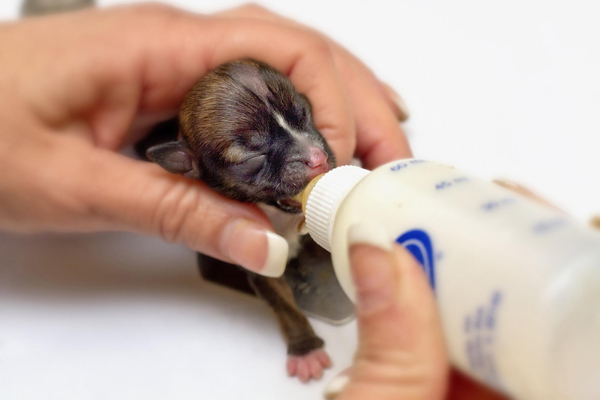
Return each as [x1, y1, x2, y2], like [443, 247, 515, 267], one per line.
[305, 165, 370, 251]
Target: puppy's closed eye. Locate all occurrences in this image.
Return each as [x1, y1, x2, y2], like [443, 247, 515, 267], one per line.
[229, 155, 267, 179]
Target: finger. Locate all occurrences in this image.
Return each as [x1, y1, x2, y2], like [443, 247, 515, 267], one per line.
[378, 80, 411, 122]
[216, 3, 280, 19]
[332, 224, 448, 400]
[493, 179, 565, 213]
[324, 368, 352, 400]
[591, 215, 600, 230]
[17, 5, 355, 165]
[215, 4, 413, 167]
[202, 16, 355, 164]
[54, 141, 288, 277]
[131, 5, 355, 165]
[332, 48, 412, 168]
[351, 245, 445, 368]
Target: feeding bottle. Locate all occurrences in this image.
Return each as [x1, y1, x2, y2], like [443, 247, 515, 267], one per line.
[298, 159, 600, 400]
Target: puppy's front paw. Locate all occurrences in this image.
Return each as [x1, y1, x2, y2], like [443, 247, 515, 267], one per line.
[287, 348, 332, 382]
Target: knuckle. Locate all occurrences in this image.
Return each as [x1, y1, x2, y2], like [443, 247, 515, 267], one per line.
[237, 3, 269, 14]
[304, 32, 334, 59]
[120, 2, 184, 27]
[129, 2, 179, 16]
[151, 183, 201, 245]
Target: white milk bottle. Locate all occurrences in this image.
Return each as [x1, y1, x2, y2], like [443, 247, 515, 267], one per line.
[298, 159, 600, 400]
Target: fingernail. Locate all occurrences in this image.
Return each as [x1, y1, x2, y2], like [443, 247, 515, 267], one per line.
[494, 178, 564, 213]
[297, 218, 309, 235]
[348, 221, 392, 251]
[323, 368, 351, 400]
[348, 223, 395, 313]
[493, 178, 540, 200]
[221, 219, 288, 277]
[493, 178, 524, 191]
[591, 215, 600, 230]
[383, 83, 410, 122]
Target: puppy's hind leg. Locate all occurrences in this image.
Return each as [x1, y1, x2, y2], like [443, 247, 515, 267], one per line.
[247, 273, 332, 382]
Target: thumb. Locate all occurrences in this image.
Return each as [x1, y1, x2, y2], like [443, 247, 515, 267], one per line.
[72, 148, 288, 277]
[330, 224, 448, 400]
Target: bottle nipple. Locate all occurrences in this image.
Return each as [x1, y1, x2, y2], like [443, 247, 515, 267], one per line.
[293, 174, 326, 214]
[294, 174, 326, 234]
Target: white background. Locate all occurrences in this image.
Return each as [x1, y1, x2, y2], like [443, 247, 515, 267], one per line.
[0, 0, 599, 399]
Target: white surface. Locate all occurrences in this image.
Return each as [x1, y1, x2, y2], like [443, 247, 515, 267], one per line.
[0, 0, 599, 399]
[0, 233, 357, 399]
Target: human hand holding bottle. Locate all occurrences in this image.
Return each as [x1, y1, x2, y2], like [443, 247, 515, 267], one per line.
[330, 179, 600, 400]
[327, 241, 510, 400]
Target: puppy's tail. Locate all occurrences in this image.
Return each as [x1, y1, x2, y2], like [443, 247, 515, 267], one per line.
[21, 0, 95, 17]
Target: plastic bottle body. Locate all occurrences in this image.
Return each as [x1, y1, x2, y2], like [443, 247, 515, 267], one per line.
[305, 159, 600, 400]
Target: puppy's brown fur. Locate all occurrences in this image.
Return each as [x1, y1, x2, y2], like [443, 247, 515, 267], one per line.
[146, 59, 336, 375]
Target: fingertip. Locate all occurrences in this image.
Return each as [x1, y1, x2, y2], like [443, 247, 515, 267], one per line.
[493, 178, 564, 213]
[317, 122, 356, 165]
[330, 50, 412, 168]
[323, 368, 351, 400]
[348, 232, 397, 315]
[262, 230, 289, 277]
[220, 219, 288, 277]
[347, 221, 392, 251]
[379, 81, 411, 122]
[84, 152, 281, 269]
[358, 125, 413, 170]
[591, 215, 600, 230]
[389, 243, 435, 299]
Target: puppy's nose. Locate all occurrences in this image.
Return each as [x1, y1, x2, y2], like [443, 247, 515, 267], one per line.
[306, 147, 330, 178]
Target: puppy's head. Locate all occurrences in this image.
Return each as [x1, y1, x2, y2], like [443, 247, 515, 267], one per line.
[147, 59, 336, 213]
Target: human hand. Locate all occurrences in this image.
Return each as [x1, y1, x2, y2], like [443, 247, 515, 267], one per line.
[216, 4, 412, 168]
[324, 240, 509, 400]
[0, 3, 410, 276]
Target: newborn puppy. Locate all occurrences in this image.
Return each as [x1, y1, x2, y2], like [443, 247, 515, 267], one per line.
[145, 59, 336, 381]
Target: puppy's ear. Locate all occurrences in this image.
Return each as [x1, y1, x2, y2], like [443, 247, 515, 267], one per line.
[146, 140, 200, 179]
